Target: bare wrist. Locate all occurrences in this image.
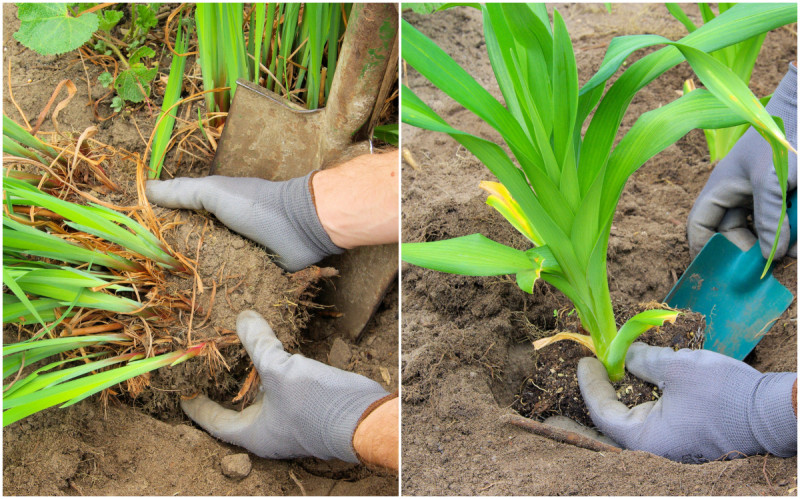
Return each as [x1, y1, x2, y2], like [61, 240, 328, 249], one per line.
[311, 152, 399, 249]
[352, 393, 399, 471]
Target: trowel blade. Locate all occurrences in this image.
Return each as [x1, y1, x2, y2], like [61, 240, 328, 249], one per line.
[665, 234, 793, 360]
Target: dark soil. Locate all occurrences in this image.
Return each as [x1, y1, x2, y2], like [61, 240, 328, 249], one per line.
[3, 4, 397, 495]
[402, 3, 797, 495]
[514, 305, 705, 429]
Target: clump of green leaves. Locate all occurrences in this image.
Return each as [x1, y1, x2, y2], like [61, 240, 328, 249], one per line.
[3, 336, 204, 427]
[125, 3, 160, 49]
[195, 3, 351, 115]
[3, 113, 62, 165]
[2, 172, 198, 427]
[99, 45, 159, 112]
[667, 3, 776, 162]
[14, 3, 163, 111]
[401, 4, 794, 381]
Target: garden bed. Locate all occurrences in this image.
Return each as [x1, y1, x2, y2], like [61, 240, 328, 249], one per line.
[2, 4, 397, 495]
[401, 4, 796, 495]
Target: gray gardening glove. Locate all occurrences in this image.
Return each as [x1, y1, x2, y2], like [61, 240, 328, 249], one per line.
[688, 63, 797, 260]
[578, 343, 797, 464]
[181, 310, 390, 462]
[146, 172, 343, 272]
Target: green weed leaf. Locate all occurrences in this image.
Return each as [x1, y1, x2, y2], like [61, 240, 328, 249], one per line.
[135, 4, 158, 31]
[128, 45, 155, 65]
[114, 66, 157, 103]
[98, 9, 123, 32]
[110, 96, 124, 112]
[14, 3, 98, 56]
[98, 71, 113, 88]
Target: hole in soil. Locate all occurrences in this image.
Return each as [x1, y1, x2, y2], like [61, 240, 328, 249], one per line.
[494, 304, 706, 429]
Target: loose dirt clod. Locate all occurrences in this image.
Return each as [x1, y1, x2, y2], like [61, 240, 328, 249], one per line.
[221, 454, 252, 479]
[329, 337, 353, 370]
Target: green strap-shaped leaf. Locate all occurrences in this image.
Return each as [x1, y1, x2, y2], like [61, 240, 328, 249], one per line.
[3, 345, 203, 426]
[482, 5, 560, 186]
[578, 3, 796, 195]
[3, 340, 101, 380]
[3, 217, 140, 272]
[675, 43, 792, 152]
[482, 5, 530, 143]
[373, 124, 398, 145]
[149, 15, 189, 179]
[402, 85, 572, 242]
[580, 34, 673, 96]
[2, 136, 48, 164]
[665, 4, 698, 32]
[3, 114, 59, 159]
[195, 3, 220, 113]
[402, 84, 594, 312]
[602, 89, 747, 217]
[4, 352, 137, 405]
[3, 351, 106, 398]
[402, 234, 533, 276]
[551, 10, 578, 171]
[325, 3, 341, 97]
[604, 42, 791, 270]
[698, 3, 716, 23]
[304, 4, 326, 109]
[2, 265, 51, 332]
[3, 334, 128, 356]
[252, 4, 266, 84]
[402, 19, 540, 174]
[502, 4, 553, 74]
[220, 3, 250, 101]
[605, 309, 680, 381]
[499, 4, 554, 135]
[13, 282, 142, 315]
[403, 234, 555, 293]
[2, 296, 63, 325]
[4, 177, 179, 269]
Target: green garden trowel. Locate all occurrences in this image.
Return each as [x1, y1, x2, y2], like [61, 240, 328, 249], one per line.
[665, 192, 797, 360]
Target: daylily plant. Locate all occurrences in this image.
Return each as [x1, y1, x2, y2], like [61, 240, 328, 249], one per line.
[401, 3, 794, 381]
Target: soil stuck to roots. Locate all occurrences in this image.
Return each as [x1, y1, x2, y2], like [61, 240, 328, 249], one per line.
[514, 305, 705, 428]
[401, 4, 796, 496]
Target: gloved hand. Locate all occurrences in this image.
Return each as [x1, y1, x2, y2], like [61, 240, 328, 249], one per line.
[578, 343, 797, 464]
[688, 63, 797, 260]
[181, 310, 390, 462]
[146, 172, 343, 272]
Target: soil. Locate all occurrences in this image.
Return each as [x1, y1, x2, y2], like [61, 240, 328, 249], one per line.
[401, 4, 797, 496]
[513, 305, 706, 429]
[2, 4, 397, 495]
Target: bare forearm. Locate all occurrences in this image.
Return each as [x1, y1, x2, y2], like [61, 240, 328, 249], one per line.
[312, 151, 399, 249]
[352, 396, 399, 471]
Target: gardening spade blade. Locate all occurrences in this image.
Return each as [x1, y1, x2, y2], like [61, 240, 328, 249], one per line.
[665, 192, 796, 360]
[211, 4, 399, 340]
